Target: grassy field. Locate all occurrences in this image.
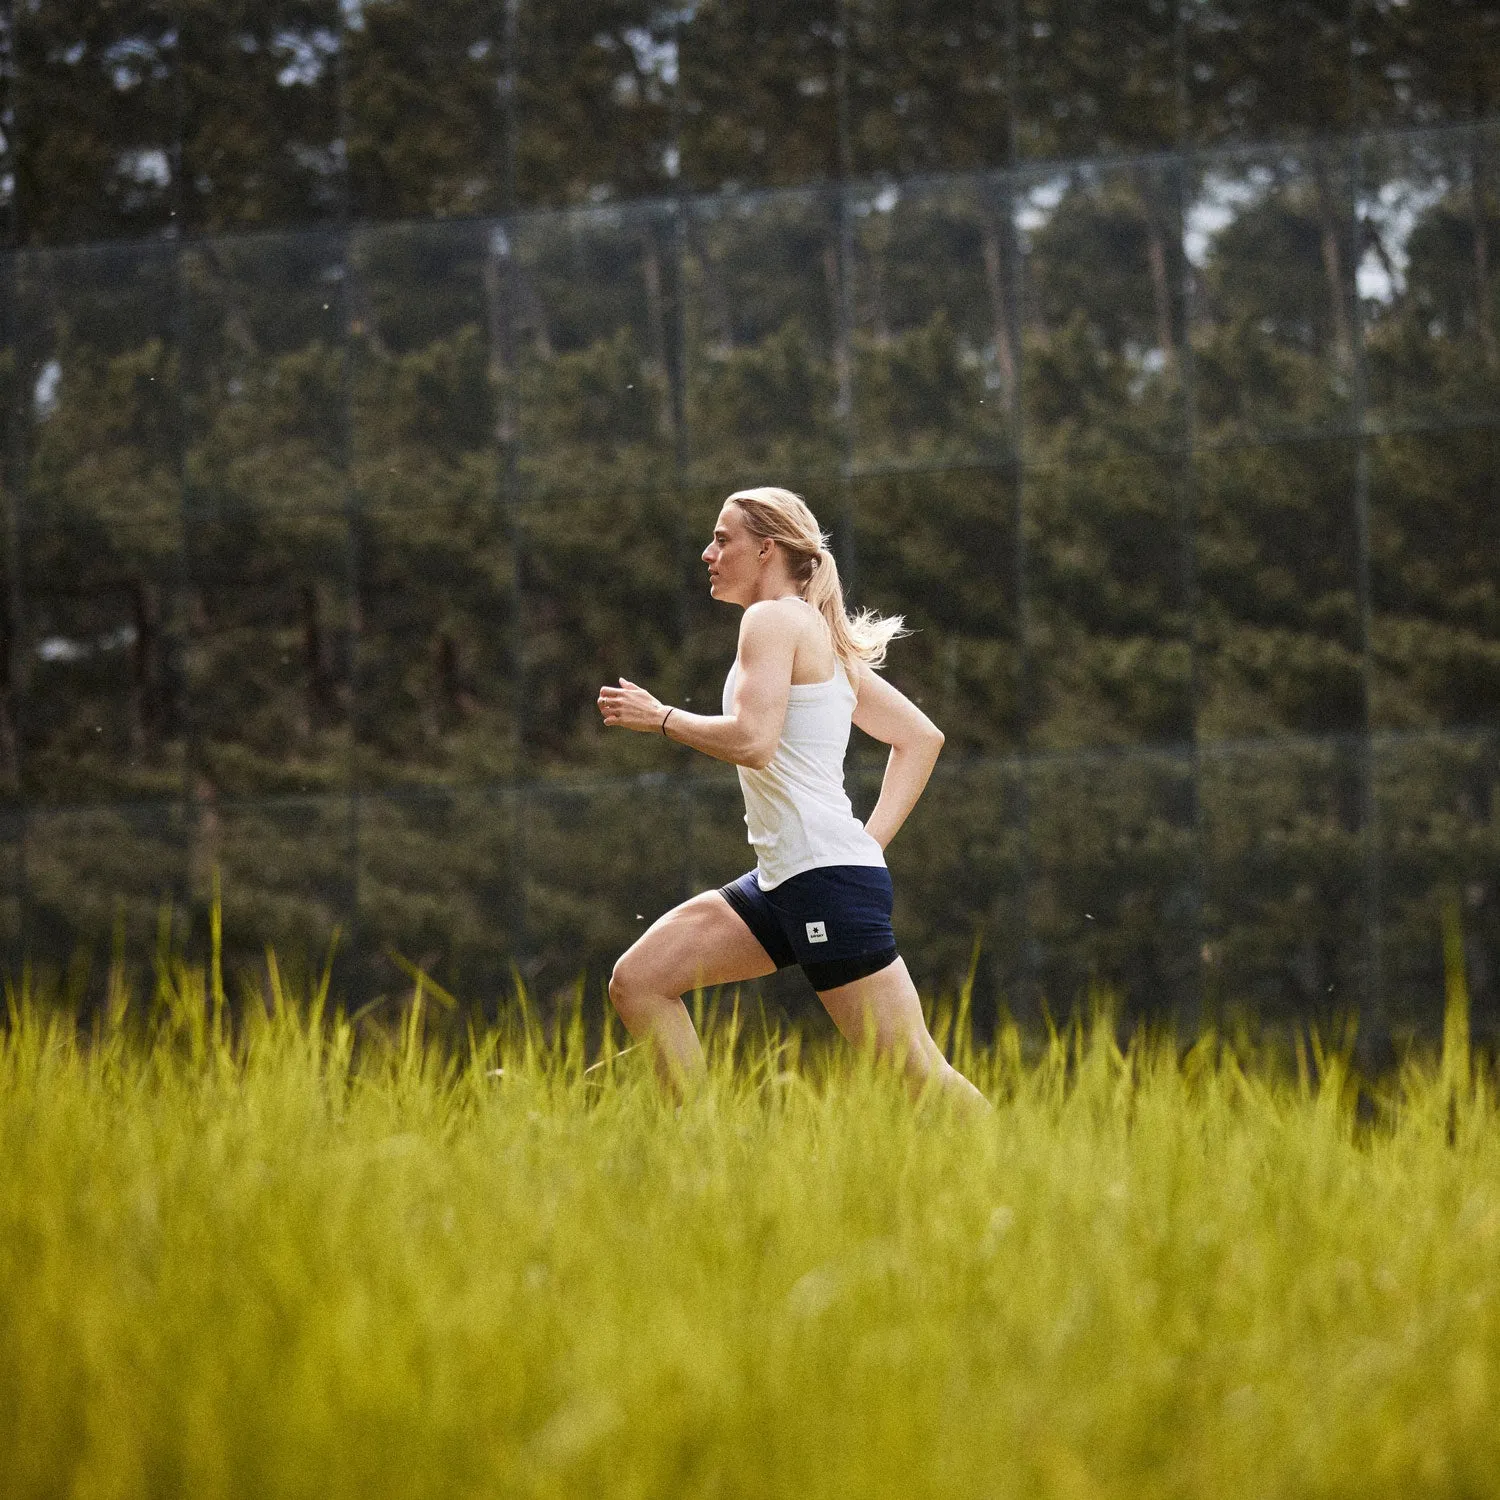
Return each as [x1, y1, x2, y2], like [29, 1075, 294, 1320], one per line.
[2, 927, 1498, 1500]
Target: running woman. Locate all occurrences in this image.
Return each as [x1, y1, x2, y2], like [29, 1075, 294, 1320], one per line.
[597, 486, 988, 1111]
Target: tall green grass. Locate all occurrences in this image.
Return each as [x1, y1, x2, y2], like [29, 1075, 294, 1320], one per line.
[2, 925, 1497, 1499]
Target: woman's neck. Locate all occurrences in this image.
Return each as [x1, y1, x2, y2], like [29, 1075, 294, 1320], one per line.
[749, 576, 803, 605]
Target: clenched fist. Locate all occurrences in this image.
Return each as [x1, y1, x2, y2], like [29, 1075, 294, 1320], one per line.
[597, 678, 669, 733]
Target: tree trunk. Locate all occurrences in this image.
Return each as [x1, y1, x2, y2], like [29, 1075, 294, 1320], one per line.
[1313, 154, 1352, 367]
[485, 233, 518, 449]
[1471, 146, 1497, 371]
[689, 217, 735, 355]
[129, 578, 157, 758]
[867, 221, 890, 346]
[640, 227, 677, 445]
[824, 233, 853, 433]
[980, 201, 1016, 413]
[302, 582, 336, 732]
[1139, 165, 1177, 363]
[0, 602, 18, 794]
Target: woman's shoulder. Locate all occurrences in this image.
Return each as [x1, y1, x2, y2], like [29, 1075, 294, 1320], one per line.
[743, 594, 812, 619]
[739, 596, 814, 638]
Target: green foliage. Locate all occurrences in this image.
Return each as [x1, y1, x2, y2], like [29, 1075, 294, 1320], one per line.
[10, 0, 1500, 243]
[4, 130, 1500, 1022]
[1195, 440, 1364, 739]
[845, 0, 1011, 176]
[520, 327, 674, 494]
[677, 0, 840, 191]
[345, 0, 509, 222]
[1, 5, 1497, 1026]
[689, 317, 840, 477]
[854, 312, 994, 464]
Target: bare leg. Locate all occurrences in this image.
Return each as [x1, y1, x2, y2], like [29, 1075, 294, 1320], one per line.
[609, 891, 777, 1095]
[817, 957, 991, 1114]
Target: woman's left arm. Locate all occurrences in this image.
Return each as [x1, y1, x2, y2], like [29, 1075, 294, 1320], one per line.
[850, 665, 945, 849]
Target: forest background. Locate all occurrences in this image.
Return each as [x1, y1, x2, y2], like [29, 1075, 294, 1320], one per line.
[0, 0, 1497, 1046]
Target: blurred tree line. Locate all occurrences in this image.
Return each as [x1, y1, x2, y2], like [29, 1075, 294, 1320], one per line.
[2, 1, 1497, 240]
[0, 1, 1495, 1042]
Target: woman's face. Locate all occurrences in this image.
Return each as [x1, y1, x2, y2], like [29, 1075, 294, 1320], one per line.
[703, 503, 765, 605]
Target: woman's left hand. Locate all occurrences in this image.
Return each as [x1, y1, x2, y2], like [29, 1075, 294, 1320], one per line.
[597, 678, 669, 734]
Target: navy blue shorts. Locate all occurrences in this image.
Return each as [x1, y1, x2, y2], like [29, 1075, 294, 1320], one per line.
[718, 864, 899, 992]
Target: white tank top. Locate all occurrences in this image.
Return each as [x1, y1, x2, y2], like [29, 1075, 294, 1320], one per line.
[722, 657, 887, 890]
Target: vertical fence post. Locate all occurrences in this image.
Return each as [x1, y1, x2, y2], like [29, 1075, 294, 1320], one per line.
[0, 2, 20, 956]
[167, 119, 193, 945]
[1169, 1, 1210, 1033]
[667, 12, 695, 908]
[485, 218, 527, 960]
[0, 241, 26, 960]
[832, 0, 858, 602]
[332, 12, 362, 977]
[1000, 0, 1041, 1016]
[1348, 122, 1385, 1049]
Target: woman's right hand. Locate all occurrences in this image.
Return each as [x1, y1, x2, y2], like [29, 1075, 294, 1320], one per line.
[597, 678, 669, 734]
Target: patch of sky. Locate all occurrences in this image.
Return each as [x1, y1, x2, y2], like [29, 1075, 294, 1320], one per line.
[1183, 168, 1270, 269]
[276, 27, 340, 88]
[117, 148, 171, 189]
[105, 36, 172, 91]
[1126, 344, 1169, 399]
[849, 184, 898, 217]
[33, 358, 61, 421]
[621, 25, 679, 89]
[290, 141, 345, 177]
[1357, 172, 1449, 304]
[1014, 173, 1068, 239]
[37, 625, 138, 664]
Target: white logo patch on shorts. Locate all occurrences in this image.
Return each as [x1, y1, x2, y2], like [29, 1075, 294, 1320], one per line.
[806, 920, 828, 944]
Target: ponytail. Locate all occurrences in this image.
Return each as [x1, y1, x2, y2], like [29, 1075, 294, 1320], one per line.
[803, 544, 906, 671]
[726, 487, 908, 671]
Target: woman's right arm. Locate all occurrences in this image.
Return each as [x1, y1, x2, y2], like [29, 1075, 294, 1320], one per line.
[597, 602, 796, 769]
[850, 666, 945, 849]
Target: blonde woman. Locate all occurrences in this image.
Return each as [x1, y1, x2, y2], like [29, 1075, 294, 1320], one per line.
[597, 487, 987, 1110]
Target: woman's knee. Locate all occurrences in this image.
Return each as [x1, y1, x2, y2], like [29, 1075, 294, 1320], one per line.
[609, 946, 676, 1029]
[608, 951, 646, 1022]
[873, 1023, 945, 1081]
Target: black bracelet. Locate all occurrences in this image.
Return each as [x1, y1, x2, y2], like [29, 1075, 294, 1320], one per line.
[660, 706, 675, 737]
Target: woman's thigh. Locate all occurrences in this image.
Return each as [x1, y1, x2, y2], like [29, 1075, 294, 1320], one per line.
[614, 891, 778, 997]
[815, 957, 941, 1062]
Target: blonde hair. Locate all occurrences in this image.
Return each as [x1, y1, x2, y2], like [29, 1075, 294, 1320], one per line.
[725, 486, 907, 670]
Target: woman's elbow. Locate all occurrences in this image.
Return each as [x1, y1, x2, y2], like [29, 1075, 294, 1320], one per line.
[895, 723, 943, 762]
[732, 727, 778, 770]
